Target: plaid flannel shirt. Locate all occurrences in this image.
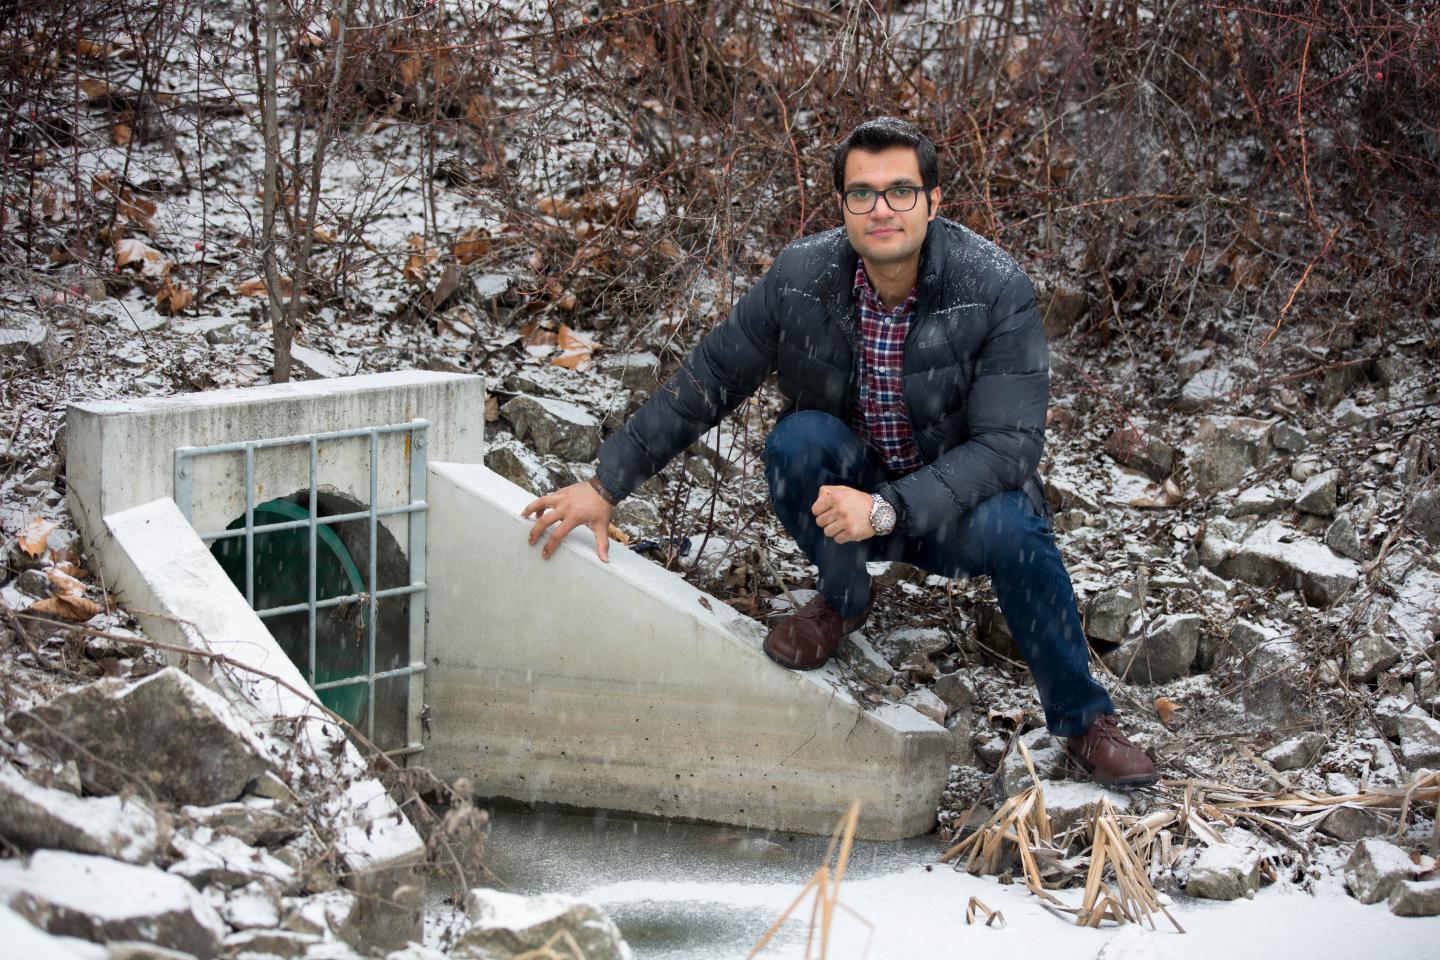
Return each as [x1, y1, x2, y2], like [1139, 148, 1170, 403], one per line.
[849, 262, 923, 473]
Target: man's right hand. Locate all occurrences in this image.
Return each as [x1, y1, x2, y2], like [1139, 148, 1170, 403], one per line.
[521, 481, 615, 562]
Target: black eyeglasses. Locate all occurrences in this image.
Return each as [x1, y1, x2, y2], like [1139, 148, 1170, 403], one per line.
[842, 185, 923, 215]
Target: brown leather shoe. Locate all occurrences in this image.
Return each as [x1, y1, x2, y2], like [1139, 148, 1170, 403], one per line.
[1065, 714, 1158, 789]
[763, 592, 873, 670]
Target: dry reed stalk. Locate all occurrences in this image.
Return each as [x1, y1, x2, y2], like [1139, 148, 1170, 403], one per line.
[1076, 799, 1185, 934]
[512, 928, 588, 959]
[939, 740, 1061, 896]
[747, 800, 873, 960]
[965, 895, 1005, 928]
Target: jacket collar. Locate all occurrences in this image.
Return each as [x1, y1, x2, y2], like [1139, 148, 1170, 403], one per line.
[829, 217, 951, 315]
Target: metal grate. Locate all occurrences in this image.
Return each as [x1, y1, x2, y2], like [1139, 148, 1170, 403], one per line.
[174, 420, 428, 756]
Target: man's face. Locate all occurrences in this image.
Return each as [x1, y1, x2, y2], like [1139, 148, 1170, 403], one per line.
[840, 145, 940, 269]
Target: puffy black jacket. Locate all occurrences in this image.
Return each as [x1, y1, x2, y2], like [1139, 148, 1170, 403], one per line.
[594, 217, 1049, 537]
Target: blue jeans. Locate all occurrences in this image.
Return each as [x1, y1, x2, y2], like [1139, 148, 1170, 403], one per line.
[762, 411, 1114, 737]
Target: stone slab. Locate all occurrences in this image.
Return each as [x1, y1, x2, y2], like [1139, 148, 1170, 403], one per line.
[423, 463, 950, 840]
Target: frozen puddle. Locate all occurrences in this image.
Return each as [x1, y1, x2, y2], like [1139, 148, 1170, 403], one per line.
[433, 810, 1440, 959]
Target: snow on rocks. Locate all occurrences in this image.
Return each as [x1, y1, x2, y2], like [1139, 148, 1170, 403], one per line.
[0, 763, 165, 864]
[1347, 632, 1402, 683]
[453, 889, 632, 960]
[0, 903, 107, 960]
[1185, 840, 1263, 900]
[1083, 580, 1145, 644]
[876, 625, 950, 669]
[1388, 879, 1440, 917]
[168, 828, 298, 891]
[6, 668, 278, 806]
[1317, 804, 1397, 842]
[901, 687, 949, 724]
[1295, 468, 1340, 516]
[1261, 732, 1327, 773]
[0, 850, 227, 957]
[500, 393, 602, 462]
[999, 729, 1067, 797]
[1216, 520, 1360, 606]
[1186, 415, 1270, 494]
[1102, 612, 1202, 684]
[835, 632, 895, 685]
[1396, 715, 1440, 770]
[1345, 837, 1419, 904]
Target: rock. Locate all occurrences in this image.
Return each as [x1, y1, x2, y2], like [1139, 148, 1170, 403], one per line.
[222, 928, 319, 958]
[1409, 487, 1440, 544]
[946, 714, 975, 767]
[179, 798, 300, 848]
[168, 829, 297, 890]
[1178, 367, 1239, 412]
[0, 903, 107, 959]
[1102, 613, 1201, 684]
[1187, 416, 1273, 494]
[485, 436, 559, 495]
[1176, 347, 1213, 379]
[0, 317, 48, 358]
[1242, 641, 1307, 725]
[8, 669, 276, 807]
[1345, 837, 1417, 903]
[1325, 514, 1367, 561]
[1262, 733, 1326, 772]
[1269, 422, 1308, 454]
[901, 688, 948, 724]
[0, 765, 164, 864]
[15, 568, 52, 598]
[455, 890, 630, 960]
[1104, 425, 1175, 481]
[597, 351, 660, 392]
[1396, 714, 1440, 770]
[932, 672, 976, 713]
[107, 942, 202, 959]
[1319, 805, 1396, 842]
[1347, 633, 1401, 683]
[1295, 469, 1339, 516]
[219, 883, 281, 931]
[877, 626, 950, 669]
[0, 851, 225, 957]
[1000, 729, 1066, 797]
[1041, 780, 1134, 835]
[1224, 483, 1292, 518]
[289, 344, 350, 380]
[1333, 398, 1379, 428]
[974, 600, 1021, 661]
[1186, 842, 1262, 900]
[1043, 475, 1101, 514]
[835, 633, 893, 685]
[1037, 285, 1088, 339]
[281, 890, 360, 941]
[1217, 521, 1360, 606]
[1319, 366, 1359, 408]
[1388, 880, 1440, 917]
[500, 394, 601, 462]
[1083, 583, 1145, 644]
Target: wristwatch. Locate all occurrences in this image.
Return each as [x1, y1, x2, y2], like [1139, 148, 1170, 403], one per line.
[869, 493, 897, 536]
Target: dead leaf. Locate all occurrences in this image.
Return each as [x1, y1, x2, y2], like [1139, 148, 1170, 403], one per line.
[452, 228, 491, 264]
[1155, 696, 1181, 726]
[18, 518, 57, 557]
[483, 395, 499, 422]
[114, 236, 171, 278]
[986, 707, 1026, 730]
[75, 39, 108, 58]
[537, 197, 578, 221]
[550, 325, 596, 370]
[30, 594, 103, 622]
[45, 567, 85, 597]
[111, 123, 131, 145]
[520, 319, 559, 357]
[607, 523, 632, 545]
[156, 277, 194, 314]
[78, 77, 110, 101]
[312, 226, 336, 244]
[236, 275, 292, 298]
[403, 234, 438, 283]
[1129, 477, 1184, 509]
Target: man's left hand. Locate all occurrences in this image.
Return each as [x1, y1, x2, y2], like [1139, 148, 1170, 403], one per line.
[811, 485, 875, 544]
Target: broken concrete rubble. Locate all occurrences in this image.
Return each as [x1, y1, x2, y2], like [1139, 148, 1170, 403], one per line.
[1216, 520, 1359, 606]
[0, 764, 165, 864]
[0, 850, 227, 958]
[500, 393, 602, 462]
[454, 889, 632, 960]
[1186, 840, 1262, 900]
[1388, 879, 1440, 917]
[1345, 837, 1418, 904]
[1102, 613, 1201, 684]
[7, 668, 277, 807]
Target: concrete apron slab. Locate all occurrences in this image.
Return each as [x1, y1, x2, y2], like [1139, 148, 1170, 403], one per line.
[425, 463, 950, 840]
[98, 498, 426, 950]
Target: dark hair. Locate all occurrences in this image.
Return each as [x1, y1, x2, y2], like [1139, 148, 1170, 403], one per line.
[831, 117, 939, 194]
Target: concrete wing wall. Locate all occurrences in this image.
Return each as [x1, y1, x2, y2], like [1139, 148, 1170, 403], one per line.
[66, 372, 485, 553]
[424, 463, 950, 840]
